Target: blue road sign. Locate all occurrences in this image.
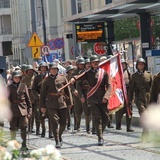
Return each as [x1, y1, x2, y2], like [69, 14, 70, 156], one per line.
[54, 38, 64, 49]
[49, 39, 56, 50]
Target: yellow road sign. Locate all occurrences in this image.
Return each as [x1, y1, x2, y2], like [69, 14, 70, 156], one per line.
[28, 32, 43, 47]
[32, 47, 41, 58]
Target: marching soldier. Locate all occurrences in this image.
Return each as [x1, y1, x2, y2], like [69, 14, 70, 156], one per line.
[32, 62, 53, 138]
[76, 58, 92, 134]
[128, 58, 153, 142]
[65, 65, 75, 130]
[150, 72, 160, 104]
[75, 55, 111, 146]
[21, 65, 36, 133]
[40, 63, 72, 148]
[7, 70, 32, 150]
[115, 59, 134, 132]
[70, 57, 85, 131]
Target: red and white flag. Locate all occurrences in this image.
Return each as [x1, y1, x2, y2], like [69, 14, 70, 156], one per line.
[100, 54, 127, 113]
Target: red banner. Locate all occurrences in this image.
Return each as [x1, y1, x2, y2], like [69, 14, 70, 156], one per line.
[99, 54, 126, 113]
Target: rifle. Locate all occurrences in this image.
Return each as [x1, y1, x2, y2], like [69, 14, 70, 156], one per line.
[58, 69, 90, 92]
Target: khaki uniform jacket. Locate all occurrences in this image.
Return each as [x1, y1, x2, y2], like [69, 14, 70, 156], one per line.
[21, 75, 35, 103]
[40, 75, 72, 109]
[70, 68, 83, 93]
[32, 74, 47, 100]
[128, 70, 152, 105]
[76, 68, 111, 104]
[7, 83, 32, 117]
[150, 72, 160, 103]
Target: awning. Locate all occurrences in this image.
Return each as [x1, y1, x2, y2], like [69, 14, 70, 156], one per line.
[65, 0, 160, 22]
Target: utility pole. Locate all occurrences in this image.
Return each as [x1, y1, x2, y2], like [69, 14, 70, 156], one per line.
[41, 0, 47, 45]
[30, 0, 36, 33]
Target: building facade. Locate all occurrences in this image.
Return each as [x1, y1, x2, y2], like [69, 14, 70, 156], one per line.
[0, 0, 12, 64]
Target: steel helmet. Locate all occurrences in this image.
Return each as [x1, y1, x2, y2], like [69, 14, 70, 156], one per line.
[66, 65, 74, 73]
[39, 62, 48, 70]
[136, 57, 146, 69]
[85, 59, 90, 64]
[26, 65, 34, 71]
[90, 55, 100, 62]
[12, 70, 22, 78]
[21, 64, 27, 72]
[49, 62, 59, 69]
[77, 57, 85, 64]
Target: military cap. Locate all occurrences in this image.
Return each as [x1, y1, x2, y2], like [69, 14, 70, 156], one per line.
[12, 70, 22, 78]
[49, 62, 59, 69]
[66, 65, 74, 73]
[90, 55, 100, 62]
[85, 59, 90, 64]
[77, 57, 85, 64]
[21, 64, 27, 72]
[38, 62, 48, 70]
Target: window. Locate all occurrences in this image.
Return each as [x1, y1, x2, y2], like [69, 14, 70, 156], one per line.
[77, 0, 82, 13]
[105, 0, 112, 4]
[0, 0, 10, 8]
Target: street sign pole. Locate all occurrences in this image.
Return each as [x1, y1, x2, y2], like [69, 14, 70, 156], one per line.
[41, 0, 47, 45]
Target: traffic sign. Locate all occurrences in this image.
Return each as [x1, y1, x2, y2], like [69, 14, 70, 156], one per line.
[32, 47, 41, 58]
[42, 45, 50, 56]
[28, 32, 43, 47]
[49, 39, 56, 50]
[93, 42, 108, 55]
[54, 38, 64, 49]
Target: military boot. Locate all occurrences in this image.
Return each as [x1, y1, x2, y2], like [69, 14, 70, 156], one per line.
[41, 129, 46, 138]
[86, 125, 90, 134]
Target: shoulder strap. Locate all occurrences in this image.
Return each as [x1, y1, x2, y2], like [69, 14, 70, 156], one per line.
[87, 68, 104, 99]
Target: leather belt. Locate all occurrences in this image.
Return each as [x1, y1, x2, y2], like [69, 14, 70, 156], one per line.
[49, 92, 64, 96]
[11, 99, 25, 103]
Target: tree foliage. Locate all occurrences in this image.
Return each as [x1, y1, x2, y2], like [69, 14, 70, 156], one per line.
[114, 17, 140, 41]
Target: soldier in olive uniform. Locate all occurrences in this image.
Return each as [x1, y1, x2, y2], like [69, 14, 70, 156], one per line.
[70, 57, 85, 131]
[150, 72, 160, 103]
[21, 65, 36, 133]
[115, 59, 134, 132]
[40, 63, 72, 148]
[128, 58, 153, 142]
[7, 70, 32, 149]
[76, 55, 111, 146]
[32, 62, 53, 138]
[76, 58, 92, 134]
[66, 65, 75, 130]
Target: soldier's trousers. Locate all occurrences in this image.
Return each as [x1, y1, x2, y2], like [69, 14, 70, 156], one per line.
[89, 103, 108, 139]
[73, 95, 83, 130]
[47, 108, 68, 143]
[82, 101, 91, 131]
[10, 116, 28, 145]
[136, 100, 149, 137]
[115, 104, 132, 129]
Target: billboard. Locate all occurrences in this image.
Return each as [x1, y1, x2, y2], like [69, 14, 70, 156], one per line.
[75, 22, 105, 43]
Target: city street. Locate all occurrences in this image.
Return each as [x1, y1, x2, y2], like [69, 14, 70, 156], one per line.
[3, 114, 160, 160]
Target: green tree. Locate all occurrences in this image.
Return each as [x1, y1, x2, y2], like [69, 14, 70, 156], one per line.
[114, 17, 140, 41]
